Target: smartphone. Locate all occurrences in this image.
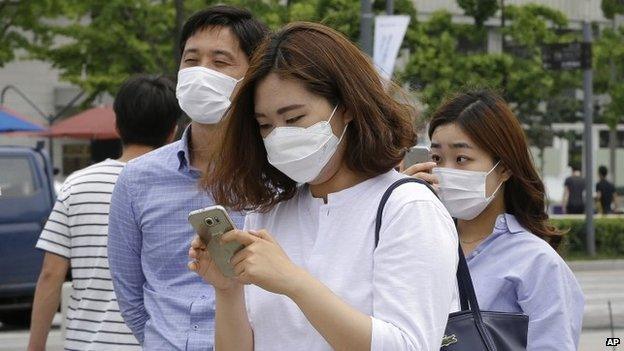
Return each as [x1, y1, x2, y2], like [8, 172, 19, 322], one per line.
[188, 205, 243, 278]
[403, 146, 431, 169]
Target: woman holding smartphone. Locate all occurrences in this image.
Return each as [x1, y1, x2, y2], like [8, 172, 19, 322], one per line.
[404, 89, 584, 350]
[188, 22, 459, 350]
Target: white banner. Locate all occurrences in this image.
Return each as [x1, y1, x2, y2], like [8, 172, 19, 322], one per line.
[373, 15, 410, 80]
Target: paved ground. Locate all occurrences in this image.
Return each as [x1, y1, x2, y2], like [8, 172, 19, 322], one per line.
[570, 260, 624, 330]
[0, 261, 621, 350]
[0, 323, 620, 350]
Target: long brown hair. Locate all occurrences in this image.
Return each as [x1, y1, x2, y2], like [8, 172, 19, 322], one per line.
[429, 89, 563, 249]
[204, 22, 416, 212]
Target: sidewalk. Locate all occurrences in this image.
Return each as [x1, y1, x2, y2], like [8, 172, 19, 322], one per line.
[570, 259, 624, 330]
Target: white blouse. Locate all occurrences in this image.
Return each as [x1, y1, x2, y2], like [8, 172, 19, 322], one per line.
[244, 170, 459, 350]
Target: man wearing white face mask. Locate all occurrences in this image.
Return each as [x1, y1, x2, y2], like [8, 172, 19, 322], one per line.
[107, 6, 268, 350]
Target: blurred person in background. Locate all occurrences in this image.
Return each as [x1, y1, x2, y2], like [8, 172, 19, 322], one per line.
[596, 165, 617, 214]
[563, 164, 585, 214]
[27, 75, 180, 351]
[403, 89, 584, 350]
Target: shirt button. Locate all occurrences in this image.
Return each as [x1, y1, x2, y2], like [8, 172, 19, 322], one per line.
[200, 295, 206, 299]
[193, 325, 199, 330]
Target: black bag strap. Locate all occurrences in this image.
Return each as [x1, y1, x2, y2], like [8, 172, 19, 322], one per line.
[374, 178, 469, 309]
[374, 178, 497, 350]
[374, 178, 436, 247]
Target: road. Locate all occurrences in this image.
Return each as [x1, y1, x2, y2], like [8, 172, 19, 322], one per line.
[0, 264, 622, 350]
[0, 320, 620, 350]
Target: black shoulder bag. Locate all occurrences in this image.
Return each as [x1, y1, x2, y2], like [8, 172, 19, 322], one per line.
[375, 178, 529, 351]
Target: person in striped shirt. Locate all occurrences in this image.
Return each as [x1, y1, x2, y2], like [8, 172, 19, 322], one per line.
[27, 75, 181, 351]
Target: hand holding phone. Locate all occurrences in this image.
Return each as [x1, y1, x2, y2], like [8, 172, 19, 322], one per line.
[188, 205, 243, 277]
[402, 146, 439, 191]
[403, 146, 431, 169]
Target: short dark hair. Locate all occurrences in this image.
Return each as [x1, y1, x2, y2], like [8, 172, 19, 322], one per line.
[114, 75, 181, 148]
[571, 164, 582, 172]
[180, 5, 269, 58]
[599, 165, 608, 177]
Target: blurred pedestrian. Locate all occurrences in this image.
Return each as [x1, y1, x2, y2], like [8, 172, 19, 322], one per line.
[189, 22, 458, 350]
[107, 6, 268, 350]
[563, 165, 585, 214]
[27, 75, 180, 351]
[596, 165, 617, 214]
[403, 89, 584, 350]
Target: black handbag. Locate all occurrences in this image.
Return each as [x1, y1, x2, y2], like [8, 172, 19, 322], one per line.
[375, 178, 529, 351]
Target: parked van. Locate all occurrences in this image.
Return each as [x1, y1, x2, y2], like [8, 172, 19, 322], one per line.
[0, 143, 55, 326]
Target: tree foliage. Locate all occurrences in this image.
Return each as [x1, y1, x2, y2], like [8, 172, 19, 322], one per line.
[6, 0, 622, 153]
[601, 0, 624, 20]
[0, 0, 66, 67]
[23, 0, 417, 100]
[594, 25, 624, 129]
[400, 4, 579, 171]
[456, 0, 498, 27]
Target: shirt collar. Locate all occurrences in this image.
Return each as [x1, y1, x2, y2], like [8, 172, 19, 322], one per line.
[466, 213, 526, 261]
[493, 213, 526, 235]
[176, 125, 193, 172]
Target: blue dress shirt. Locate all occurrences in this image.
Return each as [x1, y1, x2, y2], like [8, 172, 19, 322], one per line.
[467, 213, 584, 351]
[108, 127, 244, 350]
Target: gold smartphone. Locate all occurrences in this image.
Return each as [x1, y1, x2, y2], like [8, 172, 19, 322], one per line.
[188, 205, 243, 277]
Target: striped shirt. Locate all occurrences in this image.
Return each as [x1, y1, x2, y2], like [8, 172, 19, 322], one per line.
[36, 159, 140, 351]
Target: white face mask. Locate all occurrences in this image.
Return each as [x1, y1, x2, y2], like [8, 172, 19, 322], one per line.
[176, 66, 243, 124]
[432, 161, 504, 220]
[263, 105, 348, 183]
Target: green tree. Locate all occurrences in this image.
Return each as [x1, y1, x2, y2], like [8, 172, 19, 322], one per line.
[601, 0, 624, 20]
[26, 0, 419, 102]
[457, 0, 498, 28]
[287, 0, 417, 44]
[400, 4, 577, 174]
[0, 0, 65, 67]
[400, 10, 509, 115]
[29, 0, 185, 102]
[28, 0, 289, 103]
[503, 4, 578, 173]
[594, 24, 624, 181]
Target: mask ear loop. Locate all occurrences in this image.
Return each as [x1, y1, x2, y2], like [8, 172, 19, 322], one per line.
[486, 160, 502, 176]
[327, 105, 350, 144]
[485, 160, 504, 199]
[326, 105, 340, 124]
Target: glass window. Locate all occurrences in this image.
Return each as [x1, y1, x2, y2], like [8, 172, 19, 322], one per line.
[599, 130, 609, 148]
[0, 157, 37, 198]
[599, 130, 624, 148]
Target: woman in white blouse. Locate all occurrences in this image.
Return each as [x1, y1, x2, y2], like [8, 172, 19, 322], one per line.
[188, 22, 459, 351]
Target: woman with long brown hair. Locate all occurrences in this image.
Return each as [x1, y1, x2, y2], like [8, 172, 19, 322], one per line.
[404, 89, 584, 350]
[187, 22, 459, 350]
